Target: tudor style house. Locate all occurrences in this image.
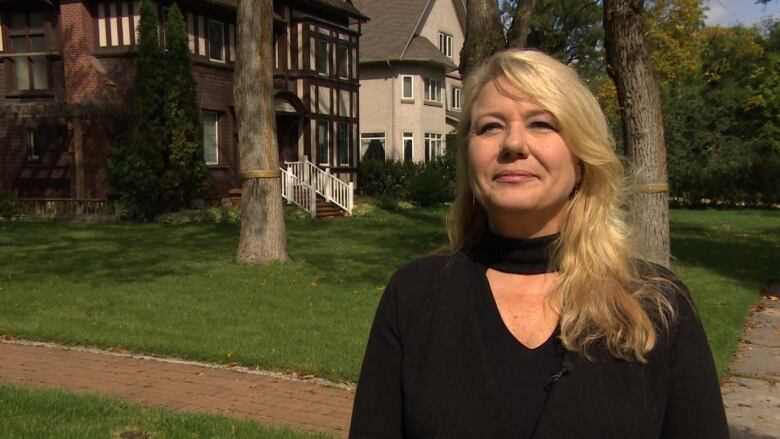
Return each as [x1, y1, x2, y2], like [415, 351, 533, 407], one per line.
[352, 0, 464, 163]
[0, 0, 366, 208]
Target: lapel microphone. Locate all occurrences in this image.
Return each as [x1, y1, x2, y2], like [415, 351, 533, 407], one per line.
[544, 360, 574, 392]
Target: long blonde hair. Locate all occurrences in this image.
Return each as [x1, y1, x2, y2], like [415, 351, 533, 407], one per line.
[448, 49, 674, 362]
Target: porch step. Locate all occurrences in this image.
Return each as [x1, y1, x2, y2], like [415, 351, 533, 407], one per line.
[315, 198, 345, 219]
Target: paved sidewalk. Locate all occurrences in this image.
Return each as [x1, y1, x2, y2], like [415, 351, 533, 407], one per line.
[722, 285, 780, 439]
[1, 290, 778, 438]
[0, 340, 354, 437]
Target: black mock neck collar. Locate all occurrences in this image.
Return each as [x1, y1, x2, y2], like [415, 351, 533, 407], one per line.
[470, 230, 559, 275]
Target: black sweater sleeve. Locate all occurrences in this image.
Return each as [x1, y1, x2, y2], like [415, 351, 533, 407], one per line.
[660, 291, 729, 438]
[349, 278, 404, 439]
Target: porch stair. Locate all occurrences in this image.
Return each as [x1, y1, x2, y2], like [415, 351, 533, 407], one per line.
[315, 196, 345, 219]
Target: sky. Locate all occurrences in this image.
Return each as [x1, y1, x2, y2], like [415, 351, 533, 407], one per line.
[704, 0, 780, 26]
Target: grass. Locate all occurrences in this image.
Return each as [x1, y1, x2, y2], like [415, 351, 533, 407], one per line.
[0, 207, 777, 381]
[0, 382, 332, 438]
[0, 206, 446, 383]
[669, 209, 780, 376]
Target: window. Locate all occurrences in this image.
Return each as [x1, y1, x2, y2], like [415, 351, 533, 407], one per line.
[208, 20, 225, 62]
[337, 44, 349, 78]
[338, 122, 350, 166]
[360, 132, 385, 161]
[27, 128, 40, 161]
[402, 132, 414, 163]
[438, 32, 452, 58]
[8, 11, 49, 91]
[401, 75, 413, 100]
[424, 133, 443, 162]
[424, 78, 442, 103]
[316, 39, 329, 75]
[317, 120, 330, 165]
[202, 111, 219, 165]
[452, 87, 462, 110]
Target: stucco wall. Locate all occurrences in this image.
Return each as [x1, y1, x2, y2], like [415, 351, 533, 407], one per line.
[358, 63, 449, 162]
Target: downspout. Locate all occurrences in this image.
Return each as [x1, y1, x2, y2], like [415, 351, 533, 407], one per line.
[387, 59, 396, 161]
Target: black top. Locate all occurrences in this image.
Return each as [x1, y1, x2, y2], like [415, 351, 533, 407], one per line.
[349, 245, 729, 438]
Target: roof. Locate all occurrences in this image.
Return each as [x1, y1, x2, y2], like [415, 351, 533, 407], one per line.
[353, 0, 463, 70]
[352, 0, 427, 63]
[403, 35, 457, 69]
[206, 0, 367, 20]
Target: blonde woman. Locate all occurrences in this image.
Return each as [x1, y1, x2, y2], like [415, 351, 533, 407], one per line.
[349, 50, 727, 438]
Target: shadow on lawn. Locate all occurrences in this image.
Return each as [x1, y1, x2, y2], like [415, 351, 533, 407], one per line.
[0, 222, 237, 285]
[671, 221, 780, 290]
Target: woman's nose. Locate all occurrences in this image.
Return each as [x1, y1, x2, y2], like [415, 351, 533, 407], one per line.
[500, 125, 529, 159]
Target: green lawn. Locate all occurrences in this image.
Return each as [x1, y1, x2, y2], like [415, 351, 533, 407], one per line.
[0, 207, 776, 381]
[0, 383, 331, 438]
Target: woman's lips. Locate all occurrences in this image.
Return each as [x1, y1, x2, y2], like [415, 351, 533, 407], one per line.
[493, 171, 537, 182]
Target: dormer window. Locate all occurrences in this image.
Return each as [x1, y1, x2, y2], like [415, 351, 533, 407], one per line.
[208, 20, 225, 62]
[438, 32, 452, 58]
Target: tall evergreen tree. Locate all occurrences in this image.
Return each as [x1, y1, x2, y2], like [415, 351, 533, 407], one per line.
[161, 4, 209, 210]
[109, 0, 167, 219]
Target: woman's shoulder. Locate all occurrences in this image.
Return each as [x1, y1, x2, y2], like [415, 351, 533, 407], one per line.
[389, 250, 473, 288]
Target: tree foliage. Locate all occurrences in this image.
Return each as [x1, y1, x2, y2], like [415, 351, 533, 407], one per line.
[109, 0, 209, 220]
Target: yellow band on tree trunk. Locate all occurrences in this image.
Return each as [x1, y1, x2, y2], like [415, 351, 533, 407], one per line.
[637, 183, 669, 193]
[240, 169, 281, 180]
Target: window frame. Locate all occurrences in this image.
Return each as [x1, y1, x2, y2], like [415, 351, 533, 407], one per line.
[424, 77, 442, 103]
[401, 75, 414, 100]
[317, 119, 330, 166]
[26, 127, 41, 162]
[438, 32, 452, 58]
[207, 19, 225, 63]
[424, 132, 443, 163]
[360, 132, 386, 160]
[5, 10, 52, 93]
[402, 132, 414, 163]
[337, 121, 350, 166]
[202, 111, 219, 165]
[315, 38, 329, 76]
[336, 44, 349, 79]
[452, 87, 462, 110]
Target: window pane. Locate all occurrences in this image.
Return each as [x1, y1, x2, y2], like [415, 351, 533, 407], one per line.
[32, 56, 47, 90]
[10, 13, 26, 31]
[316, 40, 328, 74]
[30, 36, 45, 52]
[208, 22, 224, 61]
[15, 57, 30, 90]
[338, 123, 349, 165]
[337, 45, 348, 77]
[318, 121, 329, 164]
[12, 37, 27, 53]
[202, 112, 218, 164]
[29, 12, 44, 29]
[403, 77, 412, 98]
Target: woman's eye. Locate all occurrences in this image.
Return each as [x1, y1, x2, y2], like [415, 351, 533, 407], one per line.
[476, 123, 502, 135]
[529, 120, 558, 131]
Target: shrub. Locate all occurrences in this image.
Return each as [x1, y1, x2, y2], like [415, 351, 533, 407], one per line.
[155, 206, 241, 224]
[0, 189, 21, 219]
[406, 159, 455, 206]
[357, 159, 416, 199]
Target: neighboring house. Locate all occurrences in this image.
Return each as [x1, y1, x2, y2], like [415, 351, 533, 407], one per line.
[0, 0, 366, 203]
[352, 0, 464, 163]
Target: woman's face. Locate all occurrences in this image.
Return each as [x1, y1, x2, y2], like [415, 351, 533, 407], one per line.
[467, 77, 581, 237]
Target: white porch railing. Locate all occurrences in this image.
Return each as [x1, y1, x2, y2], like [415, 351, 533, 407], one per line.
[280, 167, 317, 218]
[284, 156, 353, 215]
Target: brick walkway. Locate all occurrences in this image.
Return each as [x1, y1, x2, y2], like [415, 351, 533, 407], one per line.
[0, 340, 354, 437]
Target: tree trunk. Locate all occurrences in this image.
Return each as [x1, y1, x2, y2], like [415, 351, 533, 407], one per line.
[234, 0, 289, 264]
[506, 0, 536, 49]
[603, 0, 670, 267]
[460, 0, 506, 77]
